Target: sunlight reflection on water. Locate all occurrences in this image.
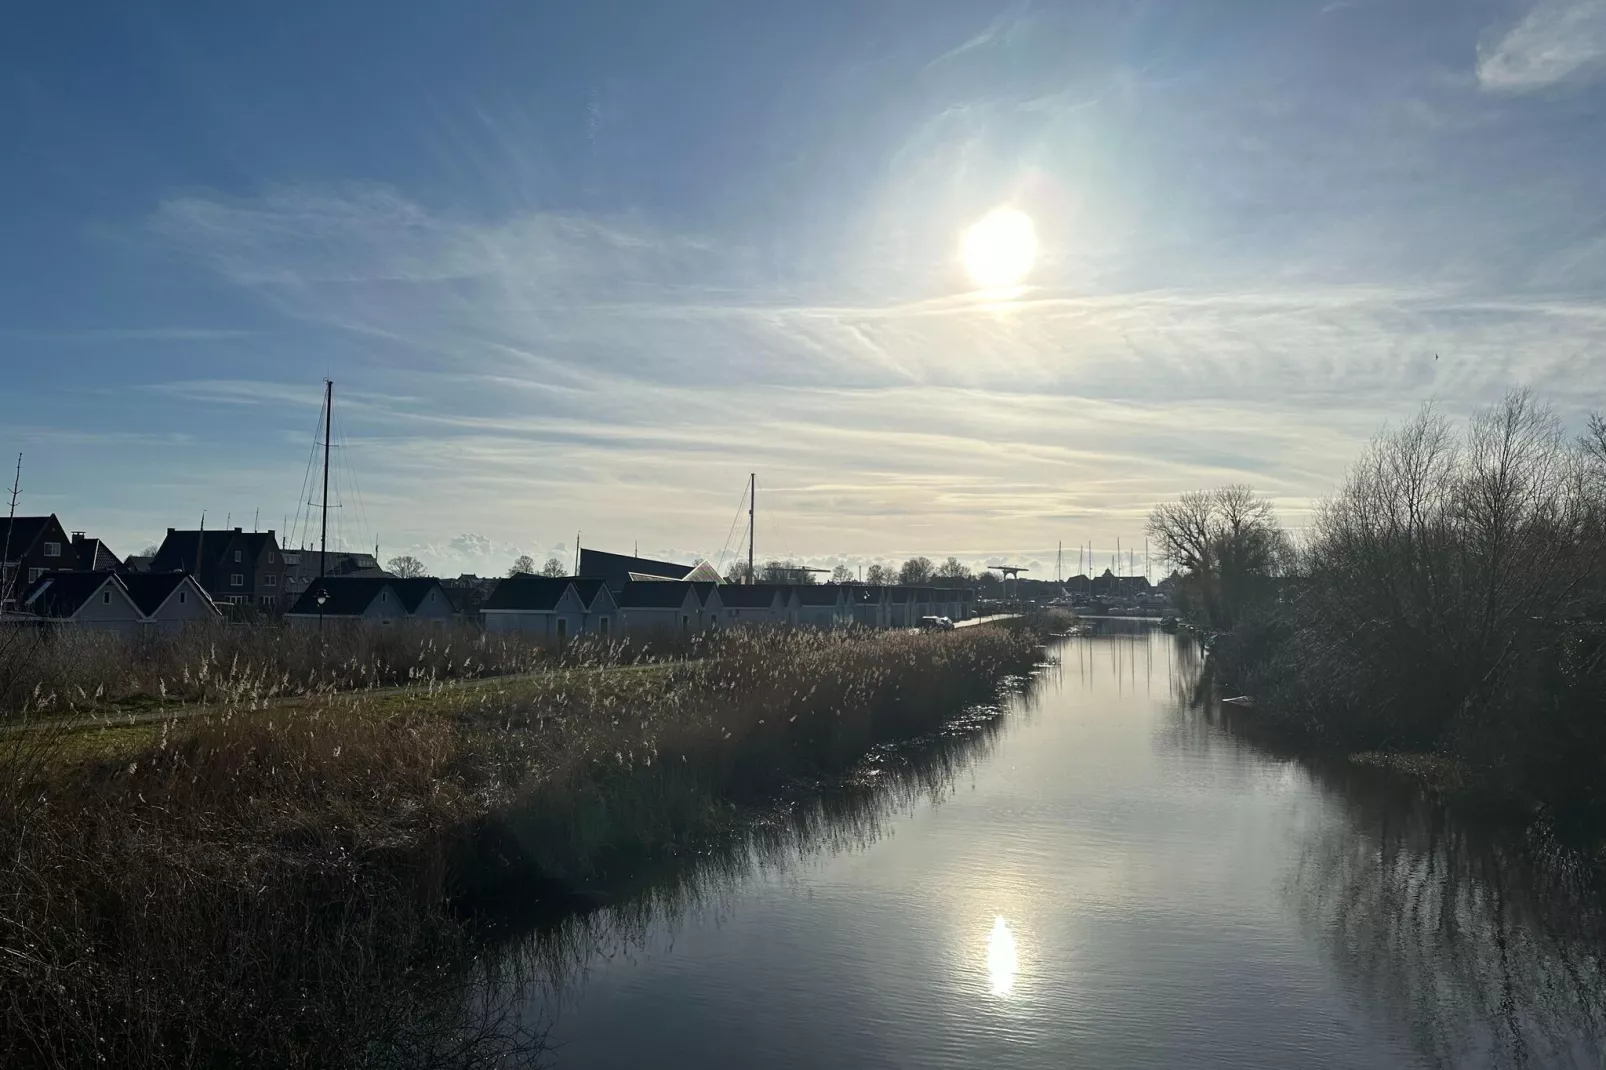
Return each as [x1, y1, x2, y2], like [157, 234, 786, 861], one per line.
[987, 915, 1019, 997]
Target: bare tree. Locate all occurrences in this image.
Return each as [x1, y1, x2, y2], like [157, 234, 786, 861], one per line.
[829, 564, 854, 584]
[507, 555, 536, 577]
[539, 557, 567, 577]
[1146, 485, 1287, 628]
[935, 557, 972, 582]
[898, 556, 935, 586]
[864, 563, 894, 586]
[386, 555, 427, 578]
[760, 560, 817, 584]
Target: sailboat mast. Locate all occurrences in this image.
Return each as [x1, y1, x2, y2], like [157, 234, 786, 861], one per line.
[748, 472, 755, 585]
[1, 454, 19, 609]
[320, 379, 332, 583]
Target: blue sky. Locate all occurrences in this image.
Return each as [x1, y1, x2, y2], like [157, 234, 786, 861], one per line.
[4, 0, 1605, 578]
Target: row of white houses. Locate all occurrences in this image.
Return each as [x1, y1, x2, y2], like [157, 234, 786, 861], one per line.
[5, 570, 220, 635]
[479, 578, 974, 638]
[5, 569, 974, 639]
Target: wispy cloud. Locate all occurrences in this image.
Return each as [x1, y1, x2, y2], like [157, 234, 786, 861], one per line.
[0, 327, 249, 342]
[1478, 0, 1606, 91]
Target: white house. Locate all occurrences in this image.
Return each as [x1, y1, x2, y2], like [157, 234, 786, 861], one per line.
[284, 577, 408, 628]
[20, 571, 145, 635]
[617, 580, 706, 634]
[481, 576, 587, 638]
[716, 584, 793, 627]
[121, 572, 221, 633]
[795, 585, 850, 629]
[570, 578, 621, 638]
[392, 578, 455, 623]
[694, 582, 725, 630]
[847, 585, 887, 629]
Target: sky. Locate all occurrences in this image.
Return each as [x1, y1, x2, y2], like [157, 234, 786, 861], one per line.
[4, 0, 1606, 580]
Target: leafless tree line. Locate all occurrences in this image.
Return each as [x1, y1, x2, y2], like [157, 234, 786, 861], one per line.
[1149, 391, 1606, 824]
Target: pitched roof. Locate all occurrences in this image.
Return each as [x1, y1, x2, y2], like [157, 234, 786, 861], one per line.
[568, 578, 616, 610]
[888, 587, 916, 603]
[120, 572, 197, 616]
[483, 576, 575, 612]
[151, 529, 229, 573]
[286, 576, 392, 616]
[848, 586, 883, 604]
[389, 577, 446, 613]
[22, 571, 122, 618]
[617, 580, 699, 609]
[0, 517, 60, 560]
[579, 548, 694, 591]
[719, 584, 787, 608]
[796, 585, 843, 605]
[72, 537, 122, 571]
[682, 561, 723, 583]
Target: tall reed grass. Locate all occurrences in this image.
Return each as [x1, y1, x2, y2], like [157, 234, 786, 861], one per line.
[0, 622, 1047, 1067]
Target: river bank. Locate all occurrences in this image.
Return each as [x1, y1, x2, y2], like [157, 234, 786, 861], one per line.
[0, 620, 1052, 1068]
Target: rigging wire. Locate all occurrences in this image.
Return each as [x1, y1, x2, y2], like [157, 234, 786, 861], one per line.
[289, 391, 327, 551]
[711, 477, 750, 572]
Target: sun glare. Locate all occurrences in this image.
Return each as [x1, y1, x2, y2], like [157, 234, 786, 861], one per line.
[962, 207, 1037, 290]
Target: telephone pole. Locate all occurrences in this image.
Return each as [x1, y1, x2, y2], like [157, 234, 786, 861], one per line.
[747, 472, 755, 584]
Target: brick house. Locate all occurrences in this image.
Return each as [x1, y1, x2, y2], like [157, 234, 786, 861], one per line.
[150, 527, 288, 611]
[0, 514, 79, 611]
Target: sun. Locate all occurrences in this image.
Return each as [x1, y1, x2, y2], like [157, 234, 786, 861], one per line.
[962, 207, 1037, 289]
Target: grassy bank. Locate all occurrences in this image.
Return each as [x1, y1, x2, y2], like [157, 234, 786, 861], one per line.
[1, 621, 1048, 1068]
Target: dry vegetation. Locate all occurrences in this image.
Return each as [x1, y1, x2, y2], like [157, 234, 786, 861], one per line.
[1154, 392, 1606, 837]
[0, 620, 1048, 1068]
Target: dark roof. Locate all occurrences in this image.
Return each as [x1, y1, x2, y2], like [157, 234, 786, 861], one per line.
[568, 578, 616, 609]
[286, 576, 392, 616]
[151, 529, 227, 573]
[0, 517, 62, 561]
[719, 584, 788, 608]
[617, 580, 699, 609]
[119, 572, 195, 616]
[483, 576, 575, 612]
[22, 571, 121, 618]
[848, 586, 883, 604]
[389, 577, 446, 613]
[579, 548, 694, 592]
[796, 585, 843, 606]
[691, 581, 719, 606]
[888, 587, 916, 603]
[71, 536, 122, 571]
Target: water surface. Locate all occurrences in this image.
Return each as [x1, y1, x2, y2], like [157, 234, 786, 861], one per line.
[519, 622, 1605, 1068]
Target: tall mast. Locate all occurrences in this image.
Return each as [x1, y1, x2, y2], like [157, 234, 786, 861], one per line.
[320, 379, 332, 583]
[748, 472, 755, 584]
[1, 454, 19, 609]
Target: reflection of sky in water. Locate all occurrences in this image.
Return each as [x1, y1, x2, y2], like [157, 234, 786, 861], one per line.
[987, 916, 1018, 997]
[535, 629, 1605, 1069]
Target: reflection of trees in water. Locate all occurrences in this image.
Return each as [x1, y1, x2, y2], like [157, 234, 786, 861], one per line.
[1294, 763, 1606, 1068]
[478, 669, 1050, 1039]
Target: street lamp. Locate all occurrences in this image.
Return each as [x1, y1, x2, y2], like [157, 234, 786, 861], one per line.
[315, 587, 328, 633]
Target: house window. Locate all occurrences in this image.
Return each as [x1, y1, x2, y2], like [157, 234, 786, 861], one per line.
[233, 550, 242, 563]
[682, 614, 690, 630]
[263, 575, 277, 587]
[380, 591, 387, 603]
[28, 568, 44, 582]
[598, 617, 609, 636]
[230, 574, 243, 587]
[556, 618, 568, 639]
[268, 552, 276, 563]
[43, 542, 61, 558]
[179, 591, 186, 604]
[102, 591, 111, 605]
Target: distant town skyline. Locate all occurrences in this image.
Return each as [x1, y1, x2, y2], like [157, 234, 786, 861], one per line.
[5, 1, 1606, 579]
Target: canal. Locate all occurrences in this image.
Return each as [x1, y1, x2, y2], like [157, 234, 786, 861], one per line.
[505, 620, 1606, 1068]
